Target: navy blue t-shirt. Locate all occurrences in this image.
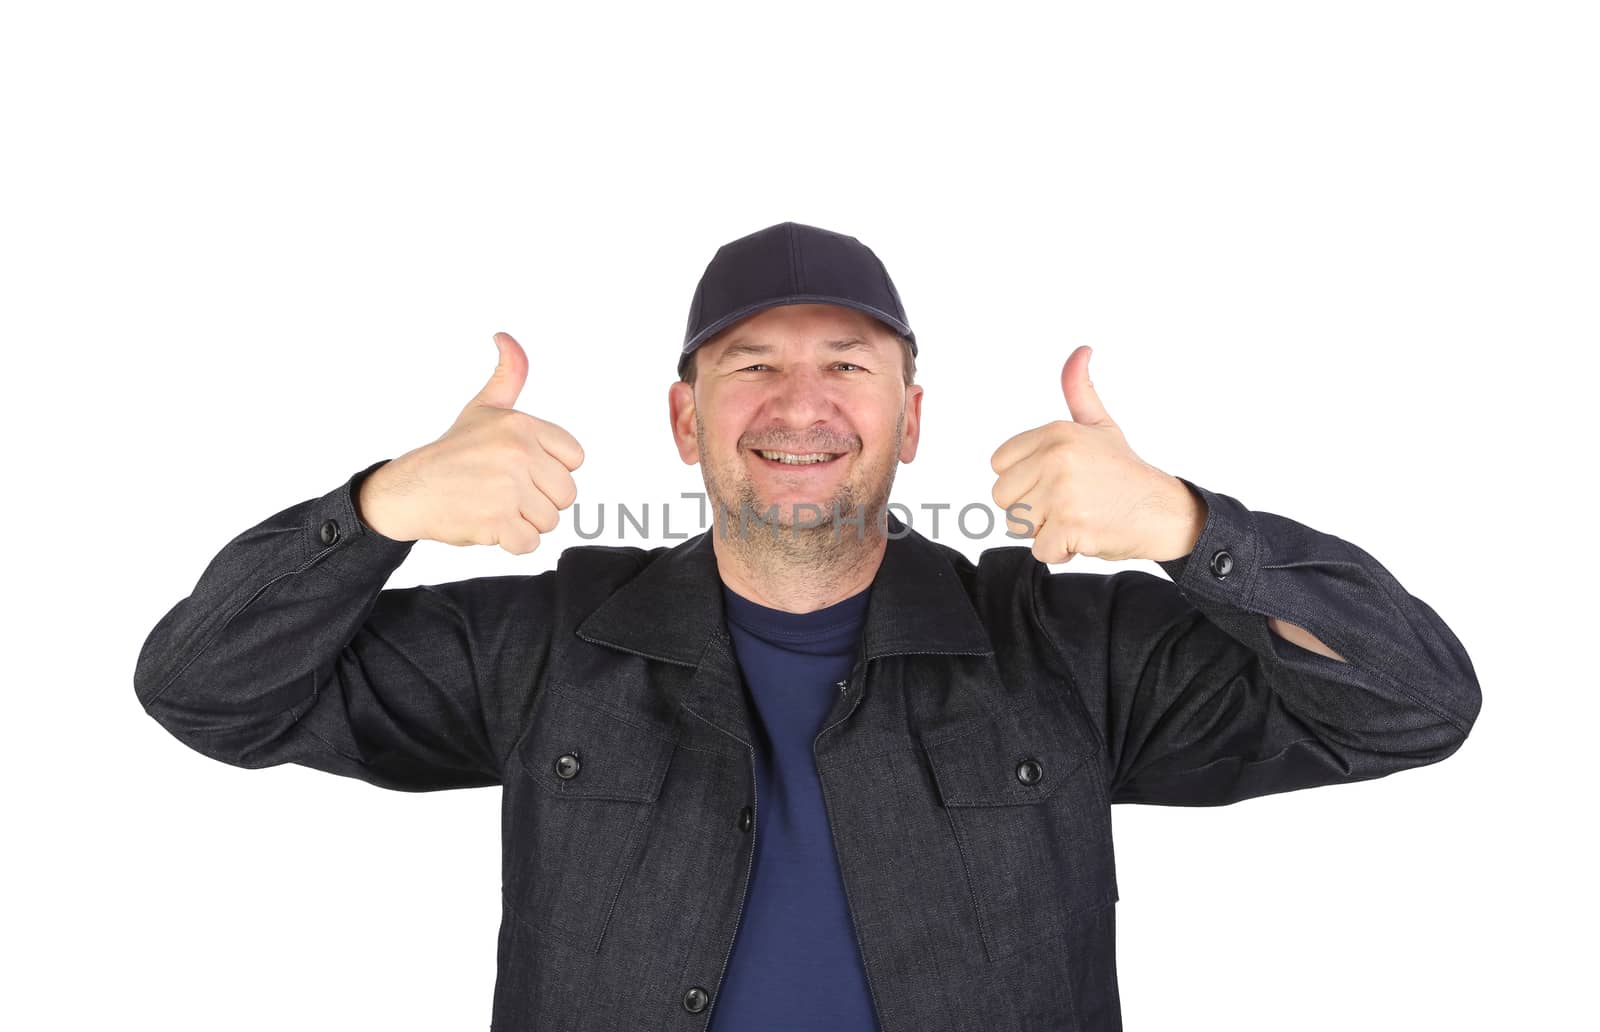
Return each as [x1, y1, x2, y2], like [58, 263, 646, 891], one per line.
[709, 582, 879, 1031]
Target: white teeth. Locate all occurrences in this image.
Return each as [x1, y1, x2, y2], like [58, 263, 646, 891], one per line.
[756, 449, 837, 465]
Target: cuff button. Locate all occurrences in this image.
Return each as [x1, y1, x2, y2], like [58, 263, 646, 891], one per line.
[1209, 549, 1234, 579]
[319, 518, 341, 546]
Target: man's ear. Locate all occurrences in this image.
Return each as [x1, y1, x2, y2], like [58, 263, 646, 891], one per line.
[899, 384, 924, 463]
[668, 381, 700, 464]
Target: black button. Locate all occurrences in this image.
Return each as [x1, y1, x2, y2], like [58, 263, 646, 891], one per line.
[554, 753, 580, 780]
[737, 806, 753, 832]
[319, 518, 340, 545]
[1016, 758, 1044, 786]
[682, 986, 710, 1013]
[1209, 549, 1234, 579]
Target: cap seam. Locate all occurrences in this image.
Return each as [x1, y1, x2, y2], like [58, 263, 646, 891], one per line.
[787, 222, 802, 295]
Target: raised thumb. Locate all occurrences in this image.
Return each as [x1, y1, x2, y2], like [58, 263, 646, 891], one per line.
[1061, 345, 1112, 425]
[473, 331, 529, 410]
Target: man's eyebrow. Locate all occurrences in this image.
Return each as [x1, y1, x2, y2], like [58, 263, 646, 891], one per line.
[714, 336, 882, 364]
[715, 338, 771, 363]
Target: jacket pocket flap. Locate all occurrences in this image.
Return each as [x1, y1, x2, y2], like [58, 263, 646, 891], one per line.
[516, 686, 677, 802]
[924, 715, 1089, 807]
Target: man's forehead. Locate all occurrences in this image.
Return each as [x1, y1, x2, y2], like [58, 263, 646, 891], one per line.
[712, 335, 883, 365]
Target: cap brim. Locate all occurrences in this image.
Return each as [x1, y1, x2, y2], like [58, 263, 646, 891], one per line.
[679, 294, 916, 374]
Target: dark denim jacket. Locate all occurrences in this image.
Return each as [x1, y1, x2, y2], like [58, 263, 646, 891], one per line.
[134, 459, 1481, 1031]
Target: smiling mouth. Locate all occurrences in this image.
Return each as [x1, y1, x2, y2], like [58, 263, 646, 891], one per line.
[752, 448, 845, 467]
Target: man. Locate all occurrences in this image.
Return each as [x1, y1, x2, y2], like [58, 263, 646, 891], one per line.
[134, 221, 1481, 1031]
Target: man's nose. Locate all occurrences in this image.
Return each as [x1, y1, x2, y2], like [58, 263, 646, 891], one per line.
[764, 365, 837, 426]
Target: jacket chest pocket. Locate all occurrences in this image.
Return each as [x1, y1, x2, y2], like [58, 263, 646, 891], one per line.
[507, 685, 678, 955]
[924, 709, 1117, 964]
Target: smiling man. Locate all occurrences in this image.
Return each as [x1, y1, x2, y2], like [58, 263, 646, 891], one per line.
[670, 300, 922, 613]
[134, 220, 1482, 1032]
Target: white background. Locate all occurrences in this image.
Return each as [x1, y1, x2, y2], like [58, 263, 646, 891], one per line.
[5, 1, 1595, 1029]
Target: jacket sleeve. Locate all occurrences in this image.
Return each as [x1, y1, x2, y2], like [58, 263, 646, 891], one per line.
[1033, 477, 1482, 806]
[133, 458, 557, 792]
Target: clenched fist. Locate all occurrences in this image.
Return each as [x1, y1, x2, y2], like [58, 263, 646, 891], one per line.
[357, 332, 585, 555]
[990, 345, 1205, 566]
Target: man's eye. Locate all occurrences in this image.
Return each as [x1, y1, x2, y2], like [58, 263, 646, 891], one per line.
[737, 362, 862, 372]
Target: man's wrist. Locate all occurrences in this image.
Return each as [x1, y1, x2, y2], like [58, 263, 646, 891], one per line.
[1142, 474, 1208, 562]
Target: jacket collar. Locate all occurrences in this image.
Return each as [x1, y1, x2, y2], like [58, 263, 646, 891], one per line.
[576, 512, 995, 666]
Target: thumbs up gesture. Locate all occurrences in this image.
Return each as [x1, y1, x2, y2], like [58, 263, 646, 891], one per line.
[989, 346, 1204, 565]
[356, 332, 585, 554]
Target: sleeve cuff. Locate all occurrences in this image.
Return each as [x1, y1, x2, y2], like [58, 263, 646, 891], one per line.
[1153, 476, 1262, 609]
[306, 458, 418, 582]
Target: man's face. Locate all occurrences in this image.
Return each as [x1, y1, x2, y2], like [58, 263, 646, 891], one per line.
[669, 303, 924, 542]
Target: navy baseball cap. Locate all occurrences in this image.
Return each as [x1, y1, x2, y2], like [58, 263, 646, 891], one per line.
[679, 221, 917, 378]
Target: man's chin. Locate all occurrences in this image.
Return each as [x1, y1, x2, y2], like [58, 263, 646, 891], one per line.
[710, 494, 875, 540]
[760, 505, 892, 544]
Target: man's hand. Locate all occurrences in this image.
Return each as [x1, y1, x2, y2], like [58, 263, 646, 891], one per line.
[990, 345, 1205, 565]
[357, 331, 585, 554]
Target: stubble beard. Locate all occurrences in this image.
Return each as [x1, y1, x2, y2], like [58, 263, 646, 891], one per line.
[698, 409, 904, 577]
